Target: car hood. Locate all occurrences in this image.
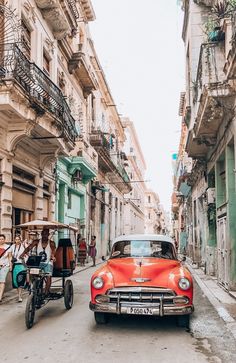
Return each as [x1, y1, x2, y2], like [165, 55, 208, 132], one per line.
[106, 258, 180, 287]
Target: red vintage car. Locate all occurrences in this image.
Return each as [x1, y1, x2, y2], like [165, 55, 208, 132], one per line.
[89, 234, 193, 327]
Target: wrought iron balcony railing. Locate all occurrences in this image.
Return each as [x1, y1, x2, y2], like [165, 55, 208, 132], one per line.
[116, 162, 130, 184]
[89, 130, 111, 151]
[67, 0, 80, 21]
[0, 43, 78, 143]
[90, 129, 131, 189]
[194, 42, 226, 103]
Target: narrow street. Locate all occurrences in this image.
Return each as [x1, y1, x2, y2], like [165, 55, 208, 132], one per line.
[1, 267, 236, 363]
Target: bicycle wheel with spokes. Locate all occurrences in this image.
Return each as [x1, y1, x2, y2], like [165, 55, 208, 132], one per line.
[64, 279, 74, 310]
[25, 294, 36, 329]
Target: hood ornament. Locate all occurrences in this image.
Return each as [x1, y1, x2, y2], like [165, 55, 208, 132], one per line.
[131, 278, 151, 283]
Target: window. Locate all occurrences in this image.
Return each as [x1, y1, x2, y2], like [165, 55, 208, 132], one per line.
[13, 166, 35, 184]
[68, 189, 72, 209]
[21, 19, 31, 59]
[109, 192, 112, 206]
[91, 95, 96, 123]
[43, 181, 50, 193]
[43, 50, 50, 76]
[43, 181, 50, 220]
[58, 71, 66, 94]
[148, 196, 151, 203]
[111, 240, 175, 260]
[13, 208, 33, 239]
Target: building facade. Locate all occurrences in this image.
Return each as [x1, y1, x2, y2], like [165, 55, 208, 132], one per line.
[122, 117, 146, 235]
[0, 0, 131, 255]
[144, 190, 167, 234]
[0, 0, 165, 261]
[176, 0, 236, 290]
[0, 0, 81, 240]
[87, 49, 132, 256]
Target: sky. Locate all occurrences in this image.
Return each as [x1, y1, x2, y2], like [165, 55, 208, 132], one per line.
[90, 0, 185, 211]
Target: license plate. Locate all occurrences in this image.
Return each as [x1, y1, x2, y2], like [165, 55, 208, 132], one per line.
[29, 268, 40, 275]
[127, 307, 153, 315]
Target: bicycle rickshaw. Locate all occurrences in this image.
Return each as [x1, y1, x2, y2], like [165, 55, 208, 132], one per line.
[15, 220, 78, 329]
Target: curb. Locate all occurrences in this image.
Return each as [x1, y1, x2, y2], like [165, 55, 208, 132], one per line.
[187, 263, 236, 340]
[1, 261, 103, 305]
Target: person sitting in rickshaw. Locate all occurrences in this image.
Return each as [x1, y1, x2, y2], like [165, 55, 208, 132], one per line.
[21, 228, 56, 295]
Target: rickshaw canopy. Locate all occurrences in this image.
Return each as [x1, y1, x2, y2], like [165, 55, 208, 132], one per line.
[15, 219, 78, 231]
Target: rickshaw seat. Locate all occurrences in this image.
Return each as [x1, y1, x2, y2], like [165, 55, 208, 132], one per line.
[57, 238, 73, 247]
[53, 238, 75, 277]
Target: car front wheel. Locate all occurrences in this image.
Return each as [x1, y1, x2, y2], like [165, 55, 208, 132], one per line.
[94, 312, 109, 324]
[176, 314, 190, 329]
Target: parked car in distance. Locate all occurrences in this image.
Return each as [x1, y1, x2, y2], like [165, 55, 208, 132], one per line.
[89, 234, 193, 328]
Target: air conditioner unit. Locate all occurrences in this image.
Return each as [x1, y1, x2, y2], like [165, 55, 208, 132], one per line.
[206, 188, 215, 204]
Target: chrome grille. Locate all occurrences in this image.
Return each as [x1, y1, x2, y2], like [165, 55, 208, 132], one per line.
[107, 287, 176, 304]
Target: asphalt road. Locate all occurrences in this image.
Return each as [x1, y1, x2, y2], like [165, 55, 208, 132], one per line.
[1, 266, 236, 363]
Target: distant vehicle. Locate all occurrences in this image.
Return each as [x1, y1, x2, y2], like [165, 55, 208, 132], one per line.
[89, 234, 193, 328]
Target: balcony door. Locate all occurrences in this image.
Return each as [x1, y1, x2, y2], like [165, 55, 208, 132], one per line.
[217, 215, 229, 288]
[13, 207, 33, 239]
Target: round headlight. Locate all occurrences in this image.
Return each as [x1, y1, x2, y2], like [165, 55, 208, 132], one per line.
[92, 276, 104, 289]
[178, 277, 191, 291]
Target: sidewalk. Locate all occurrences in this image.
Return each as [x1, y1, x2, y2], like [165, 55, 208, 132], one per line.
[1, 260, 102, 305]
[187, 261, 236, 339]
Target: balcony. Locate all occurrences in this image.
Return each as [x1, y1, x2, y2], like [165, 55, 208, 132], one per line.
[184, 106, 191, 127]
[68, 48, 97, 97]
[73, 139, 98, 173]
[90, 130, 132, 193]
[185, 129, 210, 159]
[80, 0, 95, 21]
[89, 130, 112, 172]
[67, 0, 80, 23]
[224, 13, 236, 79]
[35, 0, 70, 39]
[107, 163, 132, 194]
[171, 192, 178, 214]
[0, 43, 78, 144]
[67, 156, 97, 185]
[194, 42, 235, 140]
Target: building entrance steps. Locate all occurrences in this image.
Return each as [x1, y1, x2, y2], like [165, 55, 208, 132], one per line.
[187, 261, 236, 340]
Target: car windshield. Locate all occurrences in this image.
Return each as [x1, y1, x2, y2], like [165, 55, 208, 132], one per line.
[110, 240, 176, 260]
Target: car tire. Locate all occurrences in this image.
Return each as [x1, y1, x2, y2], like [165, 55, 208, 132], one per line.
[94, 312, 109, 324]
[176, 315, 190, 329]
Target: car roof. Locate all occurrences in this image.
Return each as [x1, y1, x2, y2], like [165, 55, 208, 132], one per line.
[112, 234, 174, 246]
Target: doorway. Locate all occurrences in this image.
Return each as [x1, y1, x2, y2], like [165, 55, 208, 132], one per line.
[217, 215, 229, 288]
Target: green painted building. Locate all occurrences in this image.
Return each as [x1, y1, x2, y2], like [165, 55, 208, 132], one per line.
[55, 156, 97, 240]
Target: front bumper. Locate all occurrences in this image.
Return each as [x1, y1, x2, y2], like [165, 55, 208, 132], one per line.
[89, 301, 194, 316]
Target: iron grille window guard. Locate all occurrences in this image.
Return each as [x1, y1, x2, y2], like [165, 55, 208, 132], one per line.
[0, 43, 78, 143]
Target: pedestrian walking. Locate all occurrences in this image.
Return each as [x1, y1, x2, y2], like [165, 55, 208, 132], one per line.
[89, 236, 97, 266]
[78, 238, 87, 266]
[0, 234, 12, 303]
[10, 235, 28, 302]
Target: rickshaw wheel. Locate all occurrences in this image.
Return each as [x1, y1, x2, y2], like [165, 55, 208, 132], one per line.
[64, 279, 73, 310]
[25, 294, 36, 329]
